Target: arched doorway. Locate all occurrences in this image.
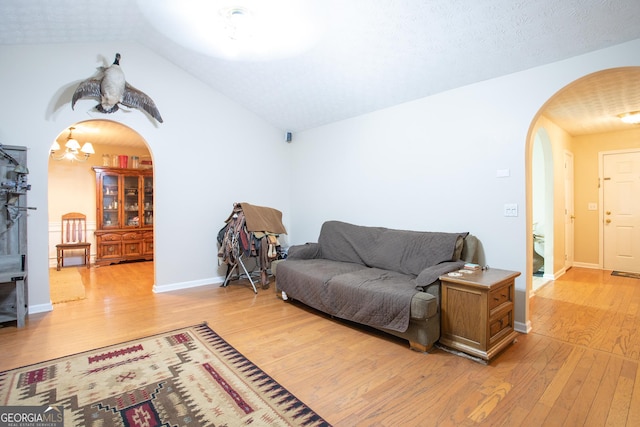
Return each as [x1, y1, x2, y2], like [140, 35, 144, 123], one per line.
[527, 67, 640, 298]
[47, 120, 154, 300]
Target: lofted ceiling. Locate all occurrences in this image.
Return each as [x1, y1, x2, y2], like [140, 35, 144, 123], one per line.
[3, 0, 640, 146]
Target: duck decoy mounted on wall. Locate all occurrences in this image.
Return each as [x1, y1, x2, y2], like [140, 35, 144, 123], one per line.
[72, 53, 163, 123]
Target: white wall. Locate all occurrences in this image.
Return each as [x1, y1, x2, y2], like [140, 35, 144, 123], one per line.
[288, 39, 640, 331]
[3, 38, 640, 330]
[0, 42, 290, 312]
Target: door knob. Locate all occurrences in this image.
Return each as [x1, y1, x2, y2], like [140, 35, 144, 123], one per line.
[606, 219, 611, 224]
[606, 211, 611, 215]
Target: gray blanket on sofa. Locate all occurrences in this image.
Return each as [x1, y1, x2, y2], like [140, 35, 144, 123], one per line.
[326, 267, 419, 332]
[318, 221, 465, 276]
[280, 221, 467, 332]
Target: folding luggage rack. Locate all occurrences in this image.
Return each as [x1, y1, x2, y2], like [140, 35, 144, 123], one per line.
[217, 202, 287, 293]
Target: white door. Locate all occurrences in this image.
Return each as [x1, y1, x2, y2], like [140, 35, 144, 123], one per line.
[603, 151, 640, 273]
[564, 151, 575, 269]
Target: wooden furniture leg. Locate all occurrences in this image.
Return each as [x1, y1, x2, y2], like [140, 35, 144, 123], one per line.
[409, 341, 432, 353]
[57, 248, 62, 271]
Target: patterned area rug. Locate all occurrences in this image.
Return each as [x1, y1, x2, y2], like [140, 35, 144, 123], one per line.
[612, 271, 640, 279]
[0, 323, 330, 426]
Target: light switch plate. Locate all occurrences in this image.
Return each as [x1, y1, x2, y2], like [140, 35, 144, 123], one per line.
[504, 203, 518, 217]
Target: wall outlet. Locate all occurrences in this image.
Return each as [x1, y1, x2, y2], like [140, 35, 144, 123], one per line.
[504, 203, 518, 217]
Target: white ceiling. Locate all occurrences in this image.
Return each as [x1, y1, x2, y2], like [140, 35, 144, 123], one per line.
[3, 0, 640, 145]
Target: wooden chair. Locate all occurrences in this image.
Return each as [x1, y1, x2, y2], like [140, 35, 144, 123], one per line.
[56, 212, 91, 271]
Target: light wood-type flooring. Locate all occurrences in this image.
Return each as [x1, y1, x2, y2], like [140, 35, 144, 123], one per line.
[1, 263, 639, 426]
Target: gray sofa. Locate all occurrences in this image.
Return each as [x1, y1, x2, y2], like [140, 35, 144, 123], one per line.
[275, 221, 477, 352]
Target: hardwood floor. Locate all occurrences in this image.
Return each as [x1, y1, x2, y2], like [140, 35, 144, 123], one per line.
[1, 264, 639, 426]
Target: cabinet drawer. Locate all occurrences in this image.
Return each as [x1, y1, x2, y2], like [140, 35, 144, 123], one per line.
[101, 243, 121, 258]
[143, 240, 154, 255]
[489, 310, 513, 340]
[100, 233, 123, 242]
[123, 242, 142, 256]
[489, 283, 512, 311]
[123, 232, 141, 241]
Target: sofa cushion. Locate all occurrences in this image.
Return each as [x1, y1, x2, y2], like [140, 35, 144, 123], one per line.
[318, 220, 468, 276]
[326, 268, 420, 332]
[276, 259, 368, 313]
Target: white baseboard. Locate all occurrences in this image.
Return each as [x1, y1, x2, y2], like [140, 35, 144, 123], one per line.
[29, 302, 53, 314]
[532, 268, 566, 282]
[550, 267, 566, 280]
[514, 320, 531, 334]
[572, 262, 601, 269]
[153, 276, 225, 293]
[531, 278, 553, 294]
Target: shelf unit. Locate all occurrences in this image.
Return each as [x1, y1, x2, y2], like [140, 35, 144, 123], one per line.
[93, 167, 153, 266]
[0, 146, 29, 327]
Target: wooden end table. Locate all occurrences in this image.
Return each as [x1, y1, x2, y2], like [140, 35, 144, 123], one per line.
[439, 268, 520, 362]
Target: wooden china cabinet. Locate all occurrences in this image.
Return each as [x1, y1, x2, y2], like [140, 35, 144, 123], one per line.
[93, 167, 153, 266]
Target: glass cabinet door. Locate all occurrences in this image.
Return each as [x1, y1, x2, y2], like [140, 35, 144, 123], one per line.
[143, 176, 153, 226]
[102, 173, 120, 228]
[123, 175, 140, 227]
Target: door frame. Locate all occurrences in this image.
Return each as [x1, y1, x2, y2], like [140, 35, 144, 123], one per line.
[564, 150, 575, 270]
[532, 128, 555, 282]
[598, 148, 640, 268]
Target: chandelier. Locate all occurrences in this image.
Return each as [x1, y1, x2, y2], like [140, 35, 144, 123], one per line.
[50, 127, 95, 162]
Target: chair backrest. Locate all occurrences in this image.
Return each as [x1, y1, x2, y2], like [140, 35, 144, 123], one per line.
[60, 212, 88, 244]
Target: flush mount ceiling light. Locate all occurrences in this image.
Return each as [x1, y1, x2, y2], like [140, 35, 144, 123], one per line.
[618, 111, 640, 125]
[136, 0, 327, 61]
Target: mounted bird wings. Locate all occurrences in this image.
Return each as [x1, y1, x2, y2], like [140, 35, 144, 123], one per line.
[71, 53, 163, 123]
[120, 82, 162, 122]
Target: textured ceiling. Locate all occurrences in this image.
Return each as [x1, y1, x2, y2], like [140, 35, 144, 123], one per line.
[543, 68, 640, 135]
[3, 0, 640, 142]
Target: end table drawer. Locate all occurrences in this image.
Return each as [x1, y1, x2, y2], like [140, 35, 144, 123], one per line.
[489, 283, 513, 311]
[489, 310, 513, 341]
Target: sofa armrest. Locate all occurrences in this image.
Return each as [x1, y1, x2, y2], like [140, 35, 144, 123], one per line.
[287, 242, 322, 260]
[410, 292, 439, 320]
[414, 261, 465, 290]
